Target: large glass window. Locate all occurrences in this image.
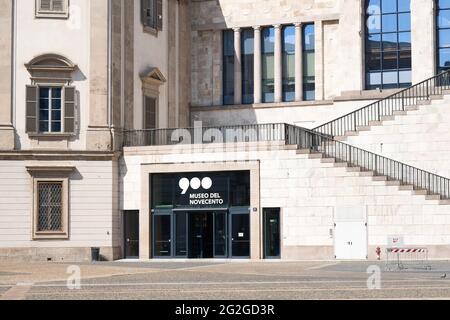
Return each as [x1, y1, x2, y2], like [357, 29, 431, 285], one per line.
[437, 0, 450, 73]
[303, 24, 315, 101]
[241, 29, 254, 104]
[365, 0, 412, 89]
[223, 30, 235, 105]
[282, 26, 296, 102]
[262, 27, 275, 103]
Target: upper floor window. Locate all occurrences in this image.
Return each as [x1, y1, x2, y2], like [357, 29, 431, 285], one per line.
[365, 0, 412, 89]
[437, 0, 450, 73]
[241, 28, 254, 104]
[25, 54, 77, 135]
[303, 24, 315, 101]
[282, 26, 296, 102]
[36, 0, 69, 18]
[141, 0, 163, 33]
[223, 30, 235, 105]
[262, 27, 275, 103]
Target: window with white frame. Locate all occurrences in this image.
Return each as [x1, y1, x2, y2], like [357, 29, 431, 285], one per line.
[36, 0, 69, 18]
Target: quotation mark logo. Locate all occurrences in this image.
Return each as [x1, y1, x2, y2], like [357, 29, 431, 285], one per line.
[179, 177, 212, 195]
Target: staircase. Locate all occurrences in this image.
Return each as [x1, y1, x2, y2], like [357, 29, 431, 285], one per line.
[285, 124, 450, 205]
[313, 71, 450, 140]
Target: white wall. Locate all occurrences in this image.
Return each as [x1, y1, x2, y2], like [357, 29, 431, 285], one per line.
[14, 0, 91, 150]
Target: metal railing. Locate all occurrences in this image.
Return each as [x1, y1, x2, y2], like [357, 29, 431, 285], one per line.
[123, 123, 287, 147]
[286, 124, 450, 200]
[313, 70, 450, 137]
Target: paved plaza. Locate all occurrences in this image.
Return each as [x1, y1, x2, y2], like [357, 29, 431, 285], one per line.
[0, 260, 449, 300]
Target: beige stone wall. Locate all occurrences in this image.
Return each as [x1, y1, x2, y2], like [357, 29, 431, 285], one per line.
[122, 142, 450, 260]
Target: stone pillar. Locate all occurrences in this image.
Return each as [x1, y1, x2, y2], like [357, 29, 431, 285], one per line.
[0, 0, 15, 150]
[253, 26, 262, 104]
[294, 23, 303, 102]
[86, 0, 112, 151]
[411, 0, 434, 83]
[274, 24, 283, 103]
[314, 20, 324, 101]
[233, 27, 242, 105]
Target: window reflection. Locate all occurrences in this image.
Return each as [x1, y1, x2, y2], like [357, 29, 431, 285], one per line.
[282, 26, 295, 102]
[438, 1, 450, 72]
[262, 27, 275, 103]
[303, 24, 315, 101]
[223, 30, 235, 105]
[241, 28, 254, 104]
[365, 0, 411, 89]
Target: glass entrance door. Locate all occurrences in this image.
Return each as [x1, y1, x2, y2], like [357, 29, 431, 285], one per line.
[188, 212, 214, 258]
[153, 214, 171, 257]
[230, 213, 250, 258]
[124, 211, 139, 258]
[214, 212, 227, 257]
[263, 208, 281, 258]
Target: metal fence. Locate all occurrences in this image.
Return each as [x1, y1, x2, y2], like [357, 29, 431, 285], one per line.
[313, 70, 450, 137]
[385, 248, 431, 271]
[285, 125, 450, 200]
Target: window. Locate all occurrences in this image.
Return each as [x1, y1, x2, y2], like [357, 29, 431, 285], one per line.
[262, 27, 275, 103]
[27, 166, 73, 240]
[141, 0, 163, 32]
[303, 24, 315, 101]
[37, 182, 63, 232]
[223, 30, 235, 105]
[26, 86, 75, 135]
[282, 26, 296, 102]
[365, 0, 412, 89]
[39, 87, 62, 133]
[36, 0, 69, 18]
[241, 28, 254, 104]
[144, 96, 157, 129]
[437, 0, 450, 73]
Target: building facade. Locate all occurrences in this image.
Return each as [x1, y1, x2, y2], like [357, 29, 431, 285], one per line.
[2, 0, 450, 261]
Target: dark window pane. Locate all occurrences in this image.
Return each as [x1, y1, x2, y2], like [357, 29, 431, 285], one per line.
[398, 13, 411, 31]
[398, 32, 411, 50]
[223, 30, 235, 105]
[39, 110, 49, 121]
[39, 121, 49, 132]
[399, 50, 412, 68]
[398, 0, 410, 12]
[382, 51, 398, 69]
[366, 51, 382, 71]
[262, 27, 275, 53]
[241, 29, 254, 104]
[367, 14, 381, 34]
[382, 33, 397, 51]
[382, 14, 397, 32]
[52, 88, 62, 98]
[381, 0, 396, 13]
[39, 88, 49, 99]
[39, 99, 49, 110]
[52, 110, 61, 121]
[283, 25, 295, 102]
[366, 0, 381, 13]
[154, 215, 171, 257]
[51, 121, 61, 132]
[152, 175, 173, 208]
[52, 98, 61, 110]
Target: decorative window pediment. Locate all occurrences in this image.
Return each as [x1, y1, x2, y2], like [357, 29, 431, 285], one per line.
[140, 67, 166, 97]
[25, 54, 77, 84]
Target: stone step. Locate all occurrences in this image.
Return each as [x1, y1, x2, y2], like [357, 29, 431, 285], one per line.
[346, 166, 362, 172]
[412, 189, 428, 195]
[297, 148, 312, 154]
[393, 110, 407, 116]
[320, 158, 336, 163]
[442, 89, 450, 95]
[356, 126, 371, 132]
[405, 105, 419, 111]
[334, 136, 347, 142]
[372, 176, 388, 181]
[380, 115, 395, 121]
[368, 120, 382, 126]
[417, 99, 431, 105]
[308, 153, 324, 159]
[425, 194, 441, 200]
[359, 171, 375, 177]
[398, 185, 414, 191]
[385, 180, 401, 186]
[333, 162, 349, 168]
[344, 131, 359, 137]
[430, 94, 444, 100]
[439, 200, 450, 205]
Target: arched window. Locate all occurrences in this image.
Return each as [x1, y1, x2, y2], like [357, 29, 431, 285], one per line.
[365, 0, 411, 89]
[437, 0, 450, 73]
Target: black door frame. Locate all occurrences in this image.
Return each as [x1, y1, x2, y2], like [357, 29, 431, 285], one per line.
[229, 207, 251, 259]
[263, 208, 281, 259]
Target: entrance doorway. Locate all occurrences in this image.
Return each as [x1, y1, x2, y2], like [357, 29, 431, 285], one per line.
[334, 221, 367, 260]
[188, 212, 214, 258]
[263, 208, 281, 258]
[124, 211, 139, 258]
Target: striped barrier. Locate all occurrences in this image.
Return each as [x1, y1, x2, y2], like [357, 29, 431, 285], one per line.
[385, 247, 431, 271]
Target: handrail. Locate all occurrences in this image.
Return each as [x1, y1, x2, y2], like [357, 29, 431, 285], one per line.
[285, 124, 450, 199]
[313, 70, 450, 137]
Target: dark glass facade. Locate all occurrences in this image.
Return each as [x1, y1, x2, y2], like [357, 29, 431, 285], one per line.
[303, 24, 315, 101]
[223, 30, 235, 105]
[282, 26, 296, 102]
[437, 0, 450, 73]
[241, 28, 255, 104]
